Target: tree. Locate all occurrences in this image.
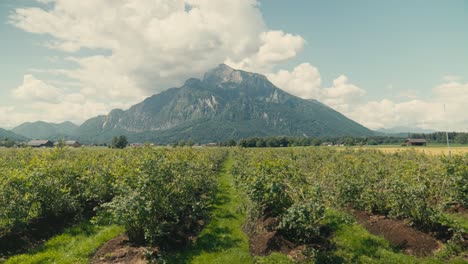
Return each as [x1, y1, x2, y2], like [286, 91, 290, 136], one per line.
[111, 135, 128, 149]
[455, 133, 468, 144]
[226, 139, 237, 147]
[56, 139, 66, 148]
[178, 140, 186, 147]
[256, 138, 266, 147]
[187, 140, 194, 147]
[0, 138, 15, 148]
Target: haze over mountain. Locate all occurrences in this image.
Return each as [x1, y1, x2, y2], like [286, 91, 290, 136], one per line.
[72, 64, 374, 143]
[377, 126, 436, 134]
[12, 121, 78, 140]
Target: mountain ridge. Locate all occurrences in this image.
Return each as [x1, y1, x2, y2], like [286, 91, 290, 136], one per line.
[0, 128, 27, 141]
[12, 121, 78, 140]
[76, 64, 374, 143]
[11, 64, 376, 143]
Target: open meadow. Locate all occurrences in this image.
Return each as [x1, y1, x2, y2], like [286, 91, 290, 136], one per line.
[0, 146, 466, 264]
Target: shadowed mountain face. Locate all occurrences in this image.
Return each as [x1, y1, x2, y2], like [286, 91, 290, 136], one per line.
[76, 64, 374, 144]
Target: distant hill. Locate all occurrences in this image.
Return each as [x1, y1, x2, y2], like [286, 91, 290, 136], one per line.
[0, 128, 27, 141]
[76, 64, 375, 144]
[12, 121, 78, 140]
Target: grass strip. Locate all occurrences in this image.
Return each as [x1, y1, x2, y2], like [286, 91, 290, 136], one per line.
[4, 223, 123, 264]
[166, 155, 253, 264]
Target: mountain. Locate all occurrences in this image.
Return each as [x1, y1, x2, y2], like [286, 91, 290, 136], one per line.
[76, 64, 374, 144]
[0, 128, 27, 141]
[12, 121, 78, 140]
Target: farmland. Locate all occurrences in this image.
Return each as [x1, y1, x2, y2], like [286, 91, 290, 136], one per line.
[359, 145, 468, 155]
[0, 147, 466, 263]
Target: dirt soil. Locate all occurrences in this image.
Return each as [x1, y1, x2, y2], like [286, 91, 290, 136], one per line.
[447, 204, 467, 214]
[353, 211, 441, 257]
[91, 234, 156, 264]
[249, 216, 308, 261]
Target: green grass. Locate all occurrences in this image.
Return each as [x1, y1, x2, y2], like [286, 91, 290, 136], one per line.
[315, 210, 467, 264]
[253, 253, 295, 264]
[444, 212, 468, 230]
[4, 223, 123, 264]
[165, 155, 253, 264]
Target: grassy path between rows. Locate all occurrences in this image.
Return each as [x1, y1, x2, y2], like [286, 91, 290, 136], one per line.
[166, 154, 253, 264]
[3, 224, 123, 264]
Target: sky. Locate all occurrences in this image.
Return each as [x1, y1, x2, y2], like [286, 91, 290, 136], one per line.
[0, 0, 467, 131]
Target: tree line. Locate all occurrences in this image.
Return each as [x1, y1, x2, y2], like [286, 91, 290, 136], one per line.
[226, 132, 468, 148]
[409, 132, 468, 144]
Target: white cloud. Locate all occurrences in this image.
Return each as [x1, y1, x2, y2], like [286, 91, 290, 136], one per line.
[5, 0, 467, 132]
[9, 0, 283, 95]
[4, 0, 308, 127]
[266, 63, 321, 99]
[226, 30, 305, 73]
[321, 75, 366, 112]
[346, 82, 468, 131]
[12, 75, 64, 103]
[7, 74, 133, 127]
[267, 63, 365, 113]
[268, 64, 467, 131]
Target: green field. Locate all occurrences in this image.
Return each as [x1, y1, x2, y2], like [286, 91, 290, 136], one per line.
[0, 147, 466, 263]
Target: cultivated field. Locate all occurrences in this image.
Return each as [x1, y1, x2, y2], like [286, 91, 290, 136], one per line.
[0, 147, 466, 263]
[361, 145, 468, 155]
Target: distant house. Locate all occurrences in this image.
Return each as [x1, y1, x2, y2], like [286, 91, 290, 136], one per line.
[404, 138, 427, 146]
[321, 142, 333, 147]
[53, 140, 81, 148]
[130, 143, 144, 147]
[65, 141, 81, 148]
[28, 140, 54, 148]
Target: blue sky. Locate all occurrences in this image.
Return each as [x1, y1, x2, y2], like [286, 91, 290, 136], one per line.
[0, 0, 467, 131]
[261, 0, 468, 99]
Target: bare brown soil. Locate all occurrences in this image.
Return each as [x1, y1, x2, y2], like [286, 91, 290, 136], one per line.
[91, 234, 157, 264]
[353, 211, 441, 257]
[447, 204, 468, 214]
[248, 216, 308, 261]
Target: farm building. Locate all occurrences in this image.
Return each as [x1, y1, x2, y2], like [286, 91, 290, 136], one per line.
[27, 140, 54, 148]
[404, 138, 427, 146]
[53, 140, 81, 147]
[65, 141, 81, 147]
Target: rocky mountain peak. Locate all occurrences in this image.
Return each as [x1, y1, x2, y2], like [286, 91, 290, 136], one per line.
[203, 64, 244, 84]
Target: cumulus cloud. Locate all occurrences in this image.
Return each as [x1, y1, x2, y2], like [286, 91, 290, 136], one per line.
[8, 74, 132, 127]
[5, 0, 467, 132]
[346, 81, 468, 131]
[12, 75, 64, 103]
[267, 64, 467, 131]
[267, 63, 365, 113]
[321, 75, 366, 112]
[9, 0, 301, 95]
[4, 0, 308, 127]
[266, 63, 321, 99]
[226, 30, 305, 73]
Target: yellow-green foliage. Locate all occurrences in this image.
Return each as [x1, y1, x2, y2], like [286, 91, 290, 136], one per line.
[0, 147, 226, 246]
[231, 148, 467, 262]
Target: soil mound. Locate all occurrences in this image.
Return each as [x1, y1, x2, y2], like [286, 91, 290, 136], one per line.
[91, 234, 155, 264]
[353, 211, 440, 257]
[249, 216, 307, 260]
